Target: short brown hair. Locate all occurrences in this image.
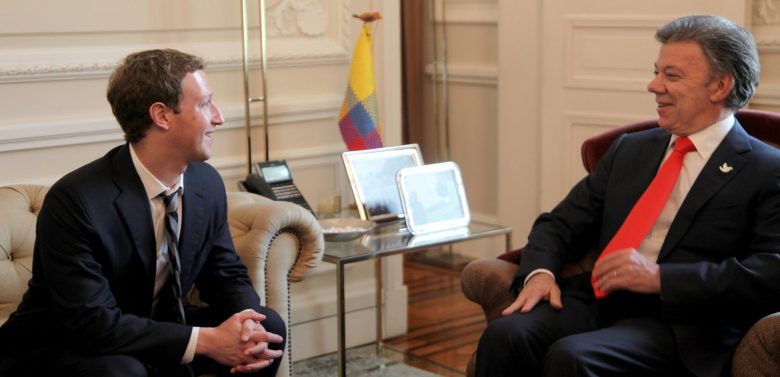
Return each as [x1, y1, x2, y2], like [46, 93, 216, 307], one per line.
[106, 49, 205, 143]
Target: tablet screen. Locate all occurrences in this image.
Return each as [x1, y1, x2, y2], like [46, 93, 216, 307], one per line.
[397, 161, 470, 234]
[342, 144, 424, 222]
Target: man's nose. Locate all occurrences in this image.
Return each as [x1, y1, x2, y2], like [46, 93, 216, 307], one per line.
[647, 75, 663, 93]
[211, 102, 225, 126]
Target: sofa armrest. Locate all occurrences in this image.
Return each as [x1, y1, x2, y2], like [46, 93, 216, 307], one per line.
[732, 312, 780, 377]
[227, 192, 324, 286]
[226, 191, 324, 377]
[461, 258, 518, 323]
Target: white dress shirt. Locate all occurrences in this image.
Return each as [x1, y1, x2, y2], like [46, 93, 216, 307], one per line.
[129, 144, 198, 363]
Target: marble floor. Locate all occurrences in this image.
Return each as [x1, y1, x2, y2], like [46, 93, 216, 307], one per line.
[292, 345, 441, 377]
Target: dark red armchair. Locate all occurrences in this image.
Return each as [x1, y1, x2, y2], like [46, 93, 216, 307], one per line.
[460, 109, 780, 377]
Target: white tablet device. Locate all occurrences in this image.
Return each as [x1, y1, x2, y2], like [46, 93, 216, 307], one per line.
[396, 161, 470, 235]
[342, 144, 424, 222]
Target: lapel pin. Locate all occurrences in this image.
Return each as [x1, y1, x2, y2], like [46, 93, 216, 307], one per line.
[719, 163, 733, 173]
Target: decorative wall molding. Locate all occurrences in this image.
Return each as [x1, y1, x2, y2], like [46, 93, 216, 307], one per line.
[751, 84, 780, 107]
[0, 0, 351, 84]
[564, 111, 644, 131]
[0, 42, 349, 84]
[748, 0, 780, 50]
[757, 42, 780, 52]
[564, 15, 667, 92]
[210, 144, 346, 182]
[433, 0, 498, 25]
[267, 0, 328, 37]
[563, 111, 651, 183]
[753, 0, 780, 25]
[0, 139, 346, 188]
[425, 63, 498, 86]
[0, 94, 342, 153]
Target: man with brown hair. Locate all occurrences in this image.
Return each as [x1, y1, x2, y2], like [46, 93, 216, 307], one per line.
[1, 49, 285, 377]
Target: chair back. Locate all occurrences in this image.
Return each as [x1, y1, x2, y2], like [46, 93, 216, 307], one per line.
[580, 109, 780, 173]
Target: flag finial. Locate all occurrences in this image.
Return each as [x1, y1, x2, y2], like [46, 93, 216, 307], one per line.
[353, 12, 381, 23]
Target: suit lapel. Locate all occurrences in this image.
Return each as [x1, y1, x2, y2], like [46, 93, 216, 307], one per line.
[180, 167, 205, 289]
[110, 145, 158, 295]
[633, 131, 670, 194]
[657, 123, 751, 261]
[611, 131, 670, 233]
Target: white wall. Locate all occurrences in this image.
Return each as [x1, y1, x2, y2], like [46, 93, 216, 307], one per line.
[422, 0, 505, 259]
[0, 0, 405, 361]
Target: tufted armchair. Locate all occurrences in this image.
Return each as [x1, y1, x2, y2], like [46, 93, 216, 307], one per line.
[460, 109, 780, 376]
[0, 184, 324, 377]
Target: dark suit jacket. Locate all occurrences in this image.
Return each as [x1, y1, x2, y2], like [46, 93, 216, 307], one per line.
[515, 121, 780, 376]
[1, 144, 262, 370]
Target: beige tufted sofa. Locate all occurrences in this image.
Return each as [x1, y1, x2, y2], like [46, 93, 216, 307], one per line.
[0, 184, 324, 377]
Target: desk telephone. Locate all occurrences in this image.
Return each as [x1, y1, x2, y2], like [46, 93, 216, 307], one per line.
[242, 160, 315, 215]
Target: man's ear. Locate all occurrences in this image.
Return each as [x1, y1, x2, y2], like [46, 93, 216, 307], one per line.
[709, 73, 734, 103]
[149, 102, 171, 130]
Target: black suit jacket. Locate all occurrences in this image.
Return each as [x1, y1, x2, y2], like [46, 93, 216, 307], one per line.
[515, 121, 780, 376]
[2, 144, 262, 370]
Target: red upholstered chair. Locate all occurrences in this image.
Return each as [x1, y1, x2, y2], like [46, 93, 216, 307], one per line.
[460, 109, 780, 377]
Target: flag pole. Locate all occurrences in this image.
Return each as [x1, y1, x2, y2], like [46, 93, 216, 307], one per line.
[240, 0, 270, 175]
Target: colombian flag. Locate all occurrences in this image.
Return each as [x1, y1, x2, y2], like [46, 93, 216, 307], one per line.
[338, 22, 383, 151]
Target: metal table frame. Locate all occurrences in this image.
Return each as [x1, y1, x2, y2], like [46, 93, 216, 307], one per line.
[322, 221, 512, 376]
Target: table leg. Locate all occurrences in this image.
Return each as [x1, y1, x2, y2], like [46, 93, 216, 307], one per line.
[375, 257, 383, 355]
[336, 261, 346, 377]
[505, 232, 513, 252]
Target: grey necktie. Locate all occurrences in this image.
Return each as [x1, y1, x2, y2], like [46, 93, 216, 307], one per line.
[161, 188, 186, 324]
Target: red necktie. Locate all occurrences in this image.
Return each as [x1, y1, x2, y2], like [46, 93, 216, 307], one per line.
[592, 136, 696, 298]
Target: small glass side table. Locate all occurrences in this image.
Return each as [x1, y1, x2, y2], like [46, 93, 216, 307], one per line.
[323, 221, 512, 377]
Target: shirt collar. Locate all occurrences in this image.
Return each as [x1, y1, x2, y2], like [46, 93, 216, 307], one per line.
[669, 113, 735, 161]
[129, 144, 184, 200]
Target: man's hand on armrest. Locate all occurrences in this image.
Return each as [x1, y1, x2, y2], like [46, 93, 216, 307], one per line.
[502, 273, 563, 315]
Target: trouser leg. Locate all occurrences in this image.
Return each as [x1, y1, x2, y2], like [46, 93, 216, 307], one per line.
[11, 353, 149, 377]
[543, 317, 693, 377]
[474, 294, 599, 377]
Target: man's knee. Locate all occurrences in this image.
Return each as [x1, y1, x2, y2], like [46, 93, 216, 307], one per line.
[546, 336, 590, 365]
[476, 314, 554, 376]
[259, 306, 286, 351]
[543, 335, 600, 376]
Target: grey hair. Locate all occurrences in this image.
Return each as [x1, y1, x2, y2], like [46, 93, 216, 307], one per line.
[655, 15, 760, 110]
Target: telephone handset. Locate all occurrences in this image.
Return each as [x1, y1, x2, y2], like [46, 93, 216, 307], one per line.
[241, 160, 315, 216]
[242, 173, 276, 199]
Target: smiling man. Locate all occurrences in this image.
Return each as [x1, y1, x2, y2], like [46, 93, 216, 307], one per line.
[475, 15, 780, 377]
[0, 49, 285, 377]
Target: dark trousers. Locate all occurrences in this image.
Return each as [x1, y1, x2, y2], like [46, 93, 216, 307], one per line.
[2, 305, 286, 377]
[475, 273, 693, 377]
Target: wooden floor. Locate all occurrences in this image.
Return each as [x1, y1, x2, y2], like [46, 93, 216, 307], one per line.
[384, 254, 485, 376]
